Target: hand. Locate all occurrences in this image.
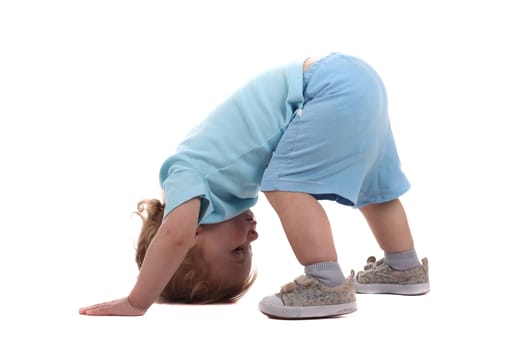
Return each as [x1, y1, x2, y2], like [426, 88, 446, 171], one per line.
[79, 297, 147, 316]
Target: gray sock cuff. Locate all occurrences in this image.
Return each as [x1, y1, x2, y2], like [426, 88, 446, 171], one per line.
[304, 261, 341, 274]
[304, 261, 345, 287]
[384, 248, 420, 270]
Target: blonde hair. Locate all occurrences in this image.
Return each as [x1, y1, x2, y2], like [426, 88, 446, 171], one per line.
[134, 198, 256, 304]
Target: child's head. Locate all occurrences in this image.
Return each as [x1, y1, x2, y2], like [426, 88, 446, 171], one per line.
[134, 199, 258, 304]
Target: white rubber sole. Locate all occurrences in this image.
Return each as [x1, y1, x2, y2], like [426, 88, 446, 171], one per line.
[355, 281, 430, 295]
[258, 295, 358, 319]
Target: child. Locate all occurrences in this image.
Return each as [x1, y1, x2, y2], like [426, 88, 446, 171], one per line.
[79, 52, 430, 319]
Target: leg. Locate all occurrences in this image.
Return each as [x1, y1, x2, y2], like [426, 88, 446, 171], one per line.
[264, 191, 337, 265]
[359, 198, 414, 253]
[259, 191, 357, 319]
[356, 198, 430, 295]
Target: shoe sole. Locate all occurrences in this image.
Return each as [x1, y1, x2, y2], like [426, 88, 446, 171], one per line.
[355, 281, 430, 295]
[258, 300, 358, 320]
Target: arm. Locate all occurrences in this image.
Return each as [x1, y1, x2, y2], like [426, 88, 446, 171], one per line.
[79, 198, 201, 316]
[128, 198, 200, 309]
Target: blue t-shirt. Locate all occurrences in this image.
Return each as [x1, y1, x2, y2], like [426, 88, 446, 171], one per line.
[159, 61, 304, 223]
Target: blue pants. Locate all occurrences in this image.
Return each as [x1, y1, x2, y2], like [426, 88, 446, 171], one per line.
[260, 53, 410, 208]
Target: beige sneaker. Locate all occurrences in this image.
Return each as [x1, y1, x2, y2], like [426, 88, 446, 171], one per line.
[258, 271, 357, 319]
[355, 256, 430, 295]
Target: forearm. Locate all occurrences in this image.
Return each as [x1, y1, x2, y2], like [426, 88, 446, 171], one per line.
[128, 233, 194, 310]
[128, 198, 200, 310]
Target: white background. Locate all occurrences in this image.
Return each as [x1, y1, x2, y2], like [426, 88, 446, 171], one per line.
[1, 1, 510, 349]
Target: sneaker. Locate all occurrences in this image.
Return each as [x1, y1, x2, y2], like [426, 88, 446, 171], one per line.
[355, 256, 430, 295]
[258, 270, 358, 319]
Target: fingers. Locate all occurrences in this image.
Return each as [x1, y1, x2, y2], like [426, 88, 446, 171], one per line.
[79, 299, 121, 315]
[79, 305, 108, 315]
[78, 298, 146, 316]
[80, 307, 114, 316]
[79, 307, 106, 316]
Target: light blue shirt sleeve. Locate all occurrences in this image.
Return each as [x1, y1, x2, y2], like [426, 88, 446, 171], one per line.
[160, 166, 213, 222]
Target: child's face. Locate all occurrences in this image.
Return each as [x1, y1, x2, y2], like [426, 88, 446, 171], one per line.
[196, 210, 258, 289]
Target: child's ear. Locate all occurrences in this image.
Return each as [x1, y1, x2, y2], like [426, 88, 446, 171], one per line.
[193, 226, 206, 246]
